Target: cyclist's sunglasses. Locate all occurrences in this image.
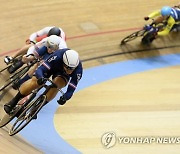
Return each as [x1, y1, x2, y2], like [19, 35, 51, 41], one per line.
[63, 64, 75, 70]
[47, 42, 57, 50]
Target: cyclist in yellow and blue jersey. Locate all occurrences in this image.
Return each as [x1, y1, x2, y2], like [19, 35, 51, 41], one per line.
[144, 6, 180, 36]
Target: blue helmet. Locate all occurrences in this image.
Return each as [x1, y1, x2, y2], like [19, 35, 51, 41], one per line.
[160, 6, 172, 16]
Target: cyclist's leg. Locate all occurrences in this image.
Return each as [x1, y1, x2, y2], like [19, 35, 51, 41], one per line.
[4, 76, 39, 114]
[25, 76, 67, 120]
[171, 24, 180, 32]
[4, 44, 32, 65]
[153, 16, 165, 24]
[12, 63, 39, 90]
[20, 76, 40, 95]
[13, 44, 32, 58]
[46, 76, 67, 102]
[27, 63, 39, 77]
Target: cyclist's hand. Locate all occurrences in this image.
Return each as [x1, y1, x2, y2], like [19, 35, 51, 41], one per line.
[26, 39, 31, 44]
[37, 77, 46, 85]
[144, 16, 149, 21]
[57, 95, 66, 105]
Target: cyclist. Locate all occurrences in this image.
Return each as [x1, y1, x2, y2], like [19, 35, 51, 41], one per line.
[4, 49, 83, 118]
[7, 34, 67, 74]
[11, 35, 68, 89]
[4, 26, 66, 65]
[144, 6, 180, 36]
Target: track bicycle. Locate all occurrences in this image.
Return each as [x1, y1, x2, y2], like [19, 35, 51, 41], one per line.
[120, 21, 165, 45]
[0, 55, 22, 74]
[0, 78, 64, 136]
[0, 57, 39, 92]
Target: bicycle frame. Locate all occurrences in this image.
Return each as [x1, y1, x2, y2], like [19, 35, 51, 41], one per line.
[120, 21, 165, 45]
[8, 78, 64, 135]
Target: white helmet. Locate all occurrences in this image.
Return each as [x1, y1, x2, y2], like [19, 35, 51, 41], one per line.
[47, 35, 60, 50]
[63, 50, 79, 69]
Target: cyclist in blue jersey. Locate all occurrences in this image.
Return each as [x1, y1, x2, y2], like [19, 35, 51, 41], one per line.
[4, 49, 83, 117]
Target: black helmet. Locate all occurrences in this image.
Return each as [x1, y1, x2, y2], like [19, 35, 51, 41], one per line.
[47, 27, 61, 36]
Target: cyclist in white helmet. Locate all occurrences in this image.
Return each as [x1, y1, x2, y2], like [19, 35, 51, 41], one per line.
[7, 34, 67, 74]
[11, 35, 67, 89]
[4, 49, 83, 117]
[4, 26, 66, 65]
[144, 6, 180, 36]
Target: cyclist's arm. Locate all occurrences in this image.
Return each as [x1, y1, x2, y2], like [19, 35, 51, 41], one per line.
[29, 27, 52, 42]
[59, 28, 66, 41]
[64, 67, 83, 100]
[33, 46, 48, 58]
[27, 38, 47, 57]
[35, 63, 48, 79]
[59, 38, 68, 49]
[22, 54, 36, 64]
[158, 16, 175, 36]
[148, 10, 161, 19]
[35, 53, 57, 79]
[23, 43, 47, 64]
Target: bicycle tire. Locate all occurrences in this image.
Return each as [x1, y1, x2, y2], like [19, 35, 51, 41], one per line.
[9, 95, 46, 136]
[0, 91, 37, 128]
[0, 105, 23, 128]
[120, 29, 146, 45]
[0, 65, 29, 91]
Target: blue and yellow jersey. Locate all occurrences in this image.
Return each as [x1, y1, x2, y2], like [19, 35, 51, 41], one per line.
[148, 8, 180, 36]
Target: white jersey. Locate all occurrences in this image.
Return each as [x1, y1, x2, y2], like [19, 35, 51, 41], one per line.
[29, 26, 66, 42]
[27, 36, 67, 56]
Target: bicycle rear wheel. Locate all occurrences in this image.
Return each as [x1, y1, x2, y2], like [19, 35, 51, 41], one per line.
[9, 95, 46, 136]
[120, 29, 145, 45]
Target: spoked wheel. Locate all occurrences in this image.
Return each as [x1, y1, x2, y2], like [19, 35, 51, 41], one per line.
[0, 105, 23, 128]
[141, 31, 156, 45]
[0, 65, 29, 91]
[9, 95, 46, 136]
[120, 29, 145, 45]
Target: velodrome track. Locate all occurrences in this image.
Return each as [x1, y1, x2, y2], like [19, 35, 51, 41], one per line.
[0, 0, 180, 154]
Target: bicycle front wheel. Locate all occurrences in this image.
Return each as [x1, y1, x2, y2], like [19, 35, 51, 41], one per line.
[9, 95, 46, 136]
[120, 29, 145, 45]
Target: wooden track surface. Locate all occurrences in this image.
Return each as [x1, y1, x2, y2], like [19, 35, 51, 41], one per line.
[0, 0, 180, 153]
